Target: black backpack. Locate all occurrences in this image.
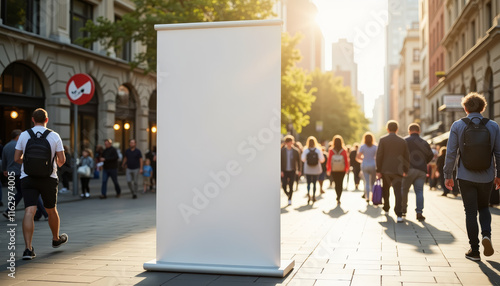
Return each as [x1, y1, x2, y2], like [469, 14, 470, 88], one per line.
[460, 117, 492, 171]
[306, 148, 319, 166]
[24, 129, 55, 177]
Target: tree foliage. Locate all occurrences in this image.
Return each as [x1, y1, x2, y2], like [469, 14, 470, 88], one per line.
[281, 32, 316, 134]
[301, 70, 369, 145]
[79, 0, 277, 71]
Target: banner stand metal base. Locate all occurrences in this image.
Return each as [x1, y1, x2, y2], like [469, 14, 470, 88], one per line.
[143, 260, 294, 278]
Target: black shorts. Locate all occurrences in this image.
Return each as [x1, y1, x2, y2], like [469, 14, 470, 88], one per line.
[21, 176, 59, 209]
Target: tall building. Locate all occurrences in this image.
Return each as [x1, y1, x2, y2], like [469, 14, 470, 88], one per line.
[384, 0, 419, 122]
[398, 25, 421, 135]
[423, 0, 499, 146]
[419, 0, 429, 131]
[284, 0, 325, 72]
[0, 0, 156, 156]
[332, 39, 359, 103]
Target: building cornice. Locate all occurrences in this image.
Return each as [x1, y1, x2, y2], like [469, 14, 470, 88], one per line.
[445, 25, 499, 80]
[0, 25, 155, 78]
[442, 0, 479, 47]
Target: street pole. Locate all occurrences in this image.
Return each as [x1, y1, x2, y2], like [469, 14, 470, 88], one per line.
[73, 104, 79, 196]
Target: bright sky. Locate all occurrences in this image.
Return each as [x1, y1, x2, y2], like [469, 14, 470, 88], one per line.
[312, 0, 389, 118]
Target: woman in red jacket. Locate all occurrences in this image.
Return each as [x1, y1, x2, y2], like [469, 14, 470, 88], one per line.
[327, 135, 349, 204]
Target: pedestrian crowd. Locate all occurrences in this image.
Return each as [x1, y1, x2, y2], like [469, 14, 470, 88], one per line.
[281, 92, 500, 262]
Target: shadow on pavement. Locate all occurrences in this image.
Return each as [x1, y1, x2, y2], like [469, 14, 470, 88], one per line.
[323, 205, 348, 218]
[358, 204, 382, 218]
[488, 207, 500, 216]
[479, 261, 500, 285]
[379, 216, 455, 254]
[294, 204, 314, 212]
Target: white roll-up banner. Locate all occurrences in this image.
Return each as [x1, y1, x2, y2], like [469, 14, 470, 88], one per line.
[144, 20, 294, 277]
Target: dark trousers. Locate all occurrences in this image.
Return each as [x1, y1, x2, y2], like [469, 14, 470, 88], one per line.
[458, 179, 493, 251]
[332, 172, 345, 200]
[382, 174, 403, 216]
[101, 169, 121, 196]
[81, 177, 90, 194]
[61, 171, 71, 189]
[352, 166, 361, 185]
[282, 171, 295, 200]
[306, 175, 318, 197]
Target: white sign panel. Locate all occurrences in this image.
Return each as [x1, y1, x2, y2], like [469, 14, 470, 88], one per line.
[144, 20, 293, 277]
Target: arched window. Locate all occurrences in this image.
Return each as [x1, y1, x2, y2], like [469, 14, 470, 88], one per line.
[470, 77, 477, 92]
[0, 62, 45, 148]
[115, 85, 137, 157]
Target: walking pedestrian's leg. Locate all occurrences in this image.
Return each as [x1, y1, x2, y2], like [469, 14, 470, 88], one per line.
[401, 173, 412, 215]
[281, 174, 289, 198]
[477, 181, 493, 238]
[287, 172, 295, 200]
[23, 206, 37, 250]
[101, 169, 109, 196]
[109, 169, 121, 195]
[37, 195, 48, 218]
[458, 179, 480, 251]
[414, 171, 426, 214]
[311, 175, 317, 199]
[126, 169, 134, 195]
[393, 175, 403, 217]
[382, 175, 391, 212]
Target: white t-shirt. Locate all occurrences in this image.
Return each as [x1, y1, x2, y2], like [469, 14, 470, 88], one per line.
[15, 126, 64, 179]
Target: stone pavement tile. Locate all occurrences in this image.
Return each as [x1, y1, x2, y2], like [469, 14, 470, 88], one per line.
[26, 274, 101, 283]
[400, 265, 430, 271]
[353, 269, 400, 276]
[382, 265, 400, 271]
[279, 279, 316, 286]
[301, 258, 328, 267]
[9, 281, 79, 286]
[87, 276, 146, 286]
[12, 263, 73, 270]
[292, 272, 352, 280]
[41, 269, 90, 276]
[457, 272, 500, 285]
[434, 275, 462, 284]
[344, 263, 381, 270]
[320, 268, 354, 275]
[402, 284, 458, 286]
[383, 275, 436, 283]
[291, 254, 309, 263]
[211, 275, 258, 282]
[349, 274, 381, 286]
[312, 280, 351, 286]
[161, 279, 213, 286]
[0, 273, 43, 281]
[297, 267, 323, 274]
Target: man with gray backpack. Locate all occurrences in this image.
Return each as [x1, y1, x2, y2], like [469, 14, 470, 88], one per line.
[444, 93, 500, 261]
[14, 108, 69, 260]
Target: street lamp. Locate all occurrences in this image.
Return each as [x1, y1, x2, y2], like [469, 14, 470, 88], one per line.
[124, 123, 131, 130]
[151, 126, 157, 133]
[10, 111, 18, 119]
[113, 124, 120, 130]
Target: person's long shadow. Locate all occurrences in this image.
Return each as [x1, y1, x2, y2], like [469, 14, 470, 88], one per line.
[488, 207, 500, 216]
[295, 204, 314, 212]
[379, 216, 455, 254]
[358, 204, 382, 219]
[323, 204, 348, 218]
[478, 261, 500, 285]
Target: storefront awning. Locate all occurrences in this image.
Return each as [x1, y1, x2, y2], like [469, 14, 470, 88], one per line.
[428, 131, 450, 145]
[424, 121, 443, 134]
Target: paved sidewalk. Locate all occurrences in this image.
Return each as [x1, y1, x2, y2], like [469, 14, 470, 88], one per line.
[0, 177, 499, 285]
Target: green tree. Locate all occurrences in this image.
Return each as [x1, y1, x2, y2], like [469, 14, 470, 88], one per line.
[281, 32, 316, 134]
[79, 0, 277, 71]
[302, 70, 369, 144]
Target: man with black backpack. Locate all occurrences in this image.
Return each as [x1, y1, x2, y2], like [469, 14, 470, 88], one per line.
[14, 108, 69, 260]
[444, 93, 500, 261]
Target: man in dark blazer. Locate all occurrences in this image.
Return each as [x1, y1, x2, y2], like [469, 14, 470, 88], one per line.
[376, 120, 410, 222]
[281, 135, 302, 206]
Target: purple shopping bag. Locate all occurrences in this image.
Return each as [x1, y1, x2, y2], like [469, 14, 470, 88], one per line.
[372, 179, 382, 205]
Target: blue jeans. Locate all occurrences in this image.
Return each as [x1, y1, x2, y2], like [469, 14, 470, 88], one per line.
[362, 165, 376, 199]
[458, 179, 492, 251]
[402, 169, 426, 214]
[101, 169, 121, 196]
[306, 175, 318, 197]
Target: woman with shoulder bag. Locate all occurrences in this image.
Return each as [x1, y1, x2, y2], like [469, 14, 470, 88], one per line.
[78, 148, 94, 198]
[327, 135, 350, 204]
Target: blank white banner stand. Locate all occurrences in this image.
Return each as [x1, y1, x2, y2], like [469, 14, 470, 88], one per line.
[143, 20, 294, 277]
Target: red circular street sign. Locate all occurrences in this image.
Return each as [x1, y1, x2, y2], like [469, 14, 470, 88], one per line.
[65, 73, 95, 105]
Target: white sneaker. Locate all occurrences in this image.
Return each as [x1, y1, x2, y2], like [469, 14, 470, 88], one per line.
[287, 199, 292, 206]
[397, 216, 404, 223]
[85, 193, 90, 198]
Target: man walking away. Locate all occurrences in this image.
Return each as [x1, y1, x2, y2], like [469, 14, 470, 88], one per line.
[100, 139, 122, 199]
[281, 135, 301, 206]
[122, 139, 143, 199]
[444, 92, 500, 261]
[402, 123, 434, 221]
[376, 120, 410, 222]
[14, 108, 68, 260]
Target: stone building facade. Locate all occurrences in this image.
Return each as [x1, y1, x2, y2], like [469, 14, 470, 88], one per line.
[0, 0, 157, 156]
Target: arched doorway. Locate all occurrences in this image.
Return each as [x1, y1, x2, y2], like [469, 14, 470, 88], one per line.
[114, 84, 136, 158]
[485, 68, 494, 119]
[148, 90, 157, 151]
[0, 62, 45, 145]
